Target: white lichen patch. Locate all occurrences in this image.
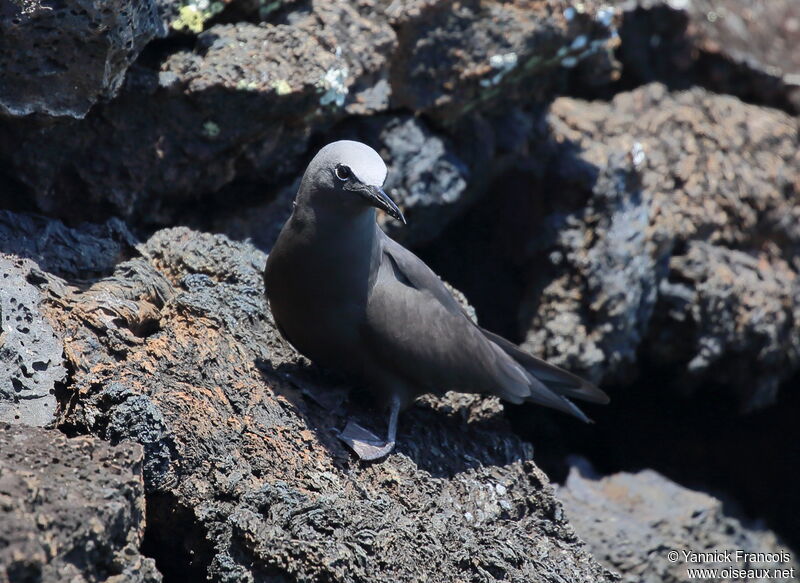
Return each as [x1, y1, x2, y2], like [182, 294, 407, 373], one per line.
[558, 5, 620, 69]
[479, 52, 518, 87]
[630, 141, 646, 169]
[784, 73, 800, 85]
[566, 4, 615, 27]
[258, 0, 282, 20]
[561, 56, 578, 68]
[571, 35, 588, 51]
[667, 0, 690, 9]
[236, 80, 259, 91]
[319, 66, 349, 107]
[457, 480, 518, 525]
[202, 120, 220, 138]
[596, 6, 615, 27]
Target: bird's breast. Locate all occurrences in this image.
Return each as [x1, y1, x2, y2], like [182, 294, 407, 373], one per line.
[265, 233, 373, 377]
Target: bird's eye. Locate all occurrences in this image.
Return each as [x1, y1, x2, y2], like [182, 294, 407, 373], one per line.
[334, 165, 352, 181]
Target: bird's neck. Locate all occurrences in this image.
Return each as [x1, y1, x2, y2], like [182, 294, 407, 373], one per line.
[285, 202, 382, 300]
[292, 200, 378, 247]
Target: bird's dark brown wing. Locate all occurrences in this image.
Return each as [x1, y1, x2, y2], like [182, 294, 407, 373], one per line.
[362, 233, 593, 420]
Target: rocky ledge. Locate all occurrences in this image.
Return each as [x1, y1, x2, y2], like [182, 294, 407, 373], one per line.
[1, 213, 615, 582]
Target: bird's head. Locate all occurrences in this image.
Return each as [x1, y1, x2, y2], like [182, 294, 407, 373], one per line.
[298, 140, 406, 224]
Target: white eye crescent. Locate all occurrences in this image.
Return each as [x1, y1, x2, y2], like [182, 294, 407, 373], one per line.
[335, 164, 352, 181]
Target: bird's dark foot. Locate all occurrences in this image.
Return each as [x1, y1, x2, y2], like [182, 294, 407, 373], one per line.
[337, 420, 396, 461]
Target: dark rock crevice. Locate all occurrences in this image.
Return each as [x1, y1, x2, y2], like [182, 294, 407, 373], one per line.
[0, 425, 162, 583]
[141, 491, 215, 583]
[509, 372, 800, 553]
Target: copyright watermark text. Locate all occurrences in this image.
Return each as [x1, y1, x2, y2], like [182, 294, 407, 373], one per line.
[665, 548, 796, 580]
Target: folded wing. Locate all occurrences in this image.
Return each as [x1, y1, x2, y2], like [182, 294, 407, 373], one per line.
[362, 232, 607, 421]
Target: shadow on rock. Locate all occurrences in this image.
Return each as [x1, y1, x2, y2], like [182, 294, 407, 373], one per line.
[257, 358, 535, 479]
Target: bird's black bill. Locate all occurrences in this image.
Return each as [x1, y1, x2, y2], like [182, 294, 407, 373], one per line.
[364, 186, 406, 224]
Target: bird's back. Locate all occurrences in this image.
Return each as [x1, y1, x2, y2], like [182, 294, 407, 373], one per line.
[362, 231, 607, 418]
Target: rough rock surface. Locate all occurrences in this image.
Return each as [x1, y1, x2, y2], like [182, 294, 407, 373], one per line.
[687, 0, 800, 82]
[0, 0, 618, 228]
[556, 458, 799, 583]
[2, 0, 799, 576]
[385, 0, 619, 119]
[0, 2, 397, 224]
[617, 0, 800, 112]
[647, 242, 800, 410]
[0, 0, 163, 118]
[518, 83, 800, 408]
[336, 115, 476, 245]
[0, 255, 66, 426]
[0, 210, 143, 426]
[0, 211, 139, 280]
[0, 212, 615, 582]
[0, 424, 161, 583]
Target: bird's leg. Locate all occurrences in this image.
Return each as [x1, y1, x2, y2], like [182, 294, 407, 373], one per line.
[338, 395, 401, 461]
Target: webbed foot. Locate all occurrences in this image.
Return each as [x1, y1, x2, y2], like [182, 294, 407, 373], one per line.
[336, 395, 401, 461]
[337, 421, 396, 460]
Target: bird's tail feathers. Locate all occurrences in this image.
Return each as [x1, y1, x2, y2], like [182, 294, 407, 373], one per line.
[481, 328, 609, 423]
[525, 373, 593, 423]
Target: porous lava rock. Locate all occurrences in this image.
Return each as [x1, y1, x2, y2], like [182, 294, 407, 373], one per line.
[0, 425, 161, 583]
[518, 84, 799, 409]
[0, 0, 163, 118]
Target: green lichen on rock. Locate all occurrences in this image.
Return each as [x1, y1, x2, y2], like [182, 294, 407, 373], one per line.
[272, 79, 292, 95]
[171, 0, 225, 33]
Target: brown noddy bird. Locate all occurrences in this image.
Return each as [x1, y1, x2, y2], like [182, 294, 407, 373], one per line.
[264, 140, 608, 460]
